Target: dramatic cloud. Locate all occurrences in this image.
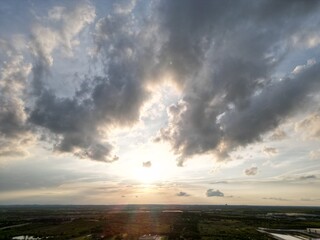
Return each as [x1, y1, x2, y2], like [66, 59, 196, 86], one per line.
[176, 191, 190, 197]
[27, 1, 158, 161]
[156, 0, 320, 164]
[1, 0, 320, 165]
[206, 189, 224, 197]
[142, 161, 152, 168]
[2, 0, 320, 206]
[244, 167, 258, 176]
[27, 2, 122, 162]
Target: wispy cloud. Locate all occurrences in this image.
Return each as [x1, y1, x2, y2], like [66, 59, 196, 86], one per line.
[262, 197, 290, 201]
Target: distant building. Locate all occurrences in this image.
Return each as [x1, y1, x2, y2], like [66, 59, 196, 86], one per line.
[307, 228, 320, 234]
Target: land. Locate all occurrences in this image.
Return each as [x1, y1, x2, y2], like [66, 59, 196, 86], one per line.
[0, 205, 319, 240]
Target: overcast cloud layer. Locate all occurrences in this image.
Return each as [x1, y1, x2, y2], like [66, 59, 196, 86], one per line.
[1, 0, 320, 166]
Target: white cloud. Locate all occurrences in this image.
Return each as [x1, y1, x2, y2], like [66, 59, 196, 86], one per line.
[292, 58, 316, 75]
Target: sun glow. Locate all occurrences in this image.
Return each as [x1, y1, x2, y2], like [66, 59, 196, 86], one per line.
[133, 166, 163, 184]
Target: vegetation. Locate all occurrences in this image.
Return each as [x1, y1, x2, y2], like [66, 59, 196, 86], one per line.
[0, 205, 319, 239]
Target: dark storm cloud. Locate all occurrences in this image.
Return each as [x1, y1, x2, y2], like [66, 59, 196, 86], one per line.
[156, 0, 320, 164]
[29, 88, 118, 162]
[206, 189, 224, 197]
[222, 63, 320, 149]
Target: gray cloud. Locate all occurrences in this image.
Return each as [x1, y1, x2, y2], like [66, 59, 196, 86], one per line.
[206, 189, 224, 197]
[27, 1, 157, 162]
[27, 2, 121, 162]
[29, 89, 118, 162]
[142, 161, 152, 168]
[156, 0, 320, 164]
[176, 191, 190, 197]
[244, 167, 258, 176]
[1, 0, 320, 164]
[0, 53, 34, 157]
[221, 61, 320, 145]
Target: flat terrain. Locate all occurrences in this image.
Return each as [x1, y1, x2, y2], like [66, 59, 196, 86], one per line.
[0, 205, 319, 240]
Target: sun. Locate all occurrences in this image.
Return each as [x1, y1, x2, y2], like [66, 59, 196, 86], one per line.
[133, 166, 162, 184]
[122, 143, 178, 185]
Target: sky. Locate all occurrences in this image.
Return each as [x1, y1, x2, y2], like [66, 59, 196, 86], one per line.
[0, 0, 320, 206]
